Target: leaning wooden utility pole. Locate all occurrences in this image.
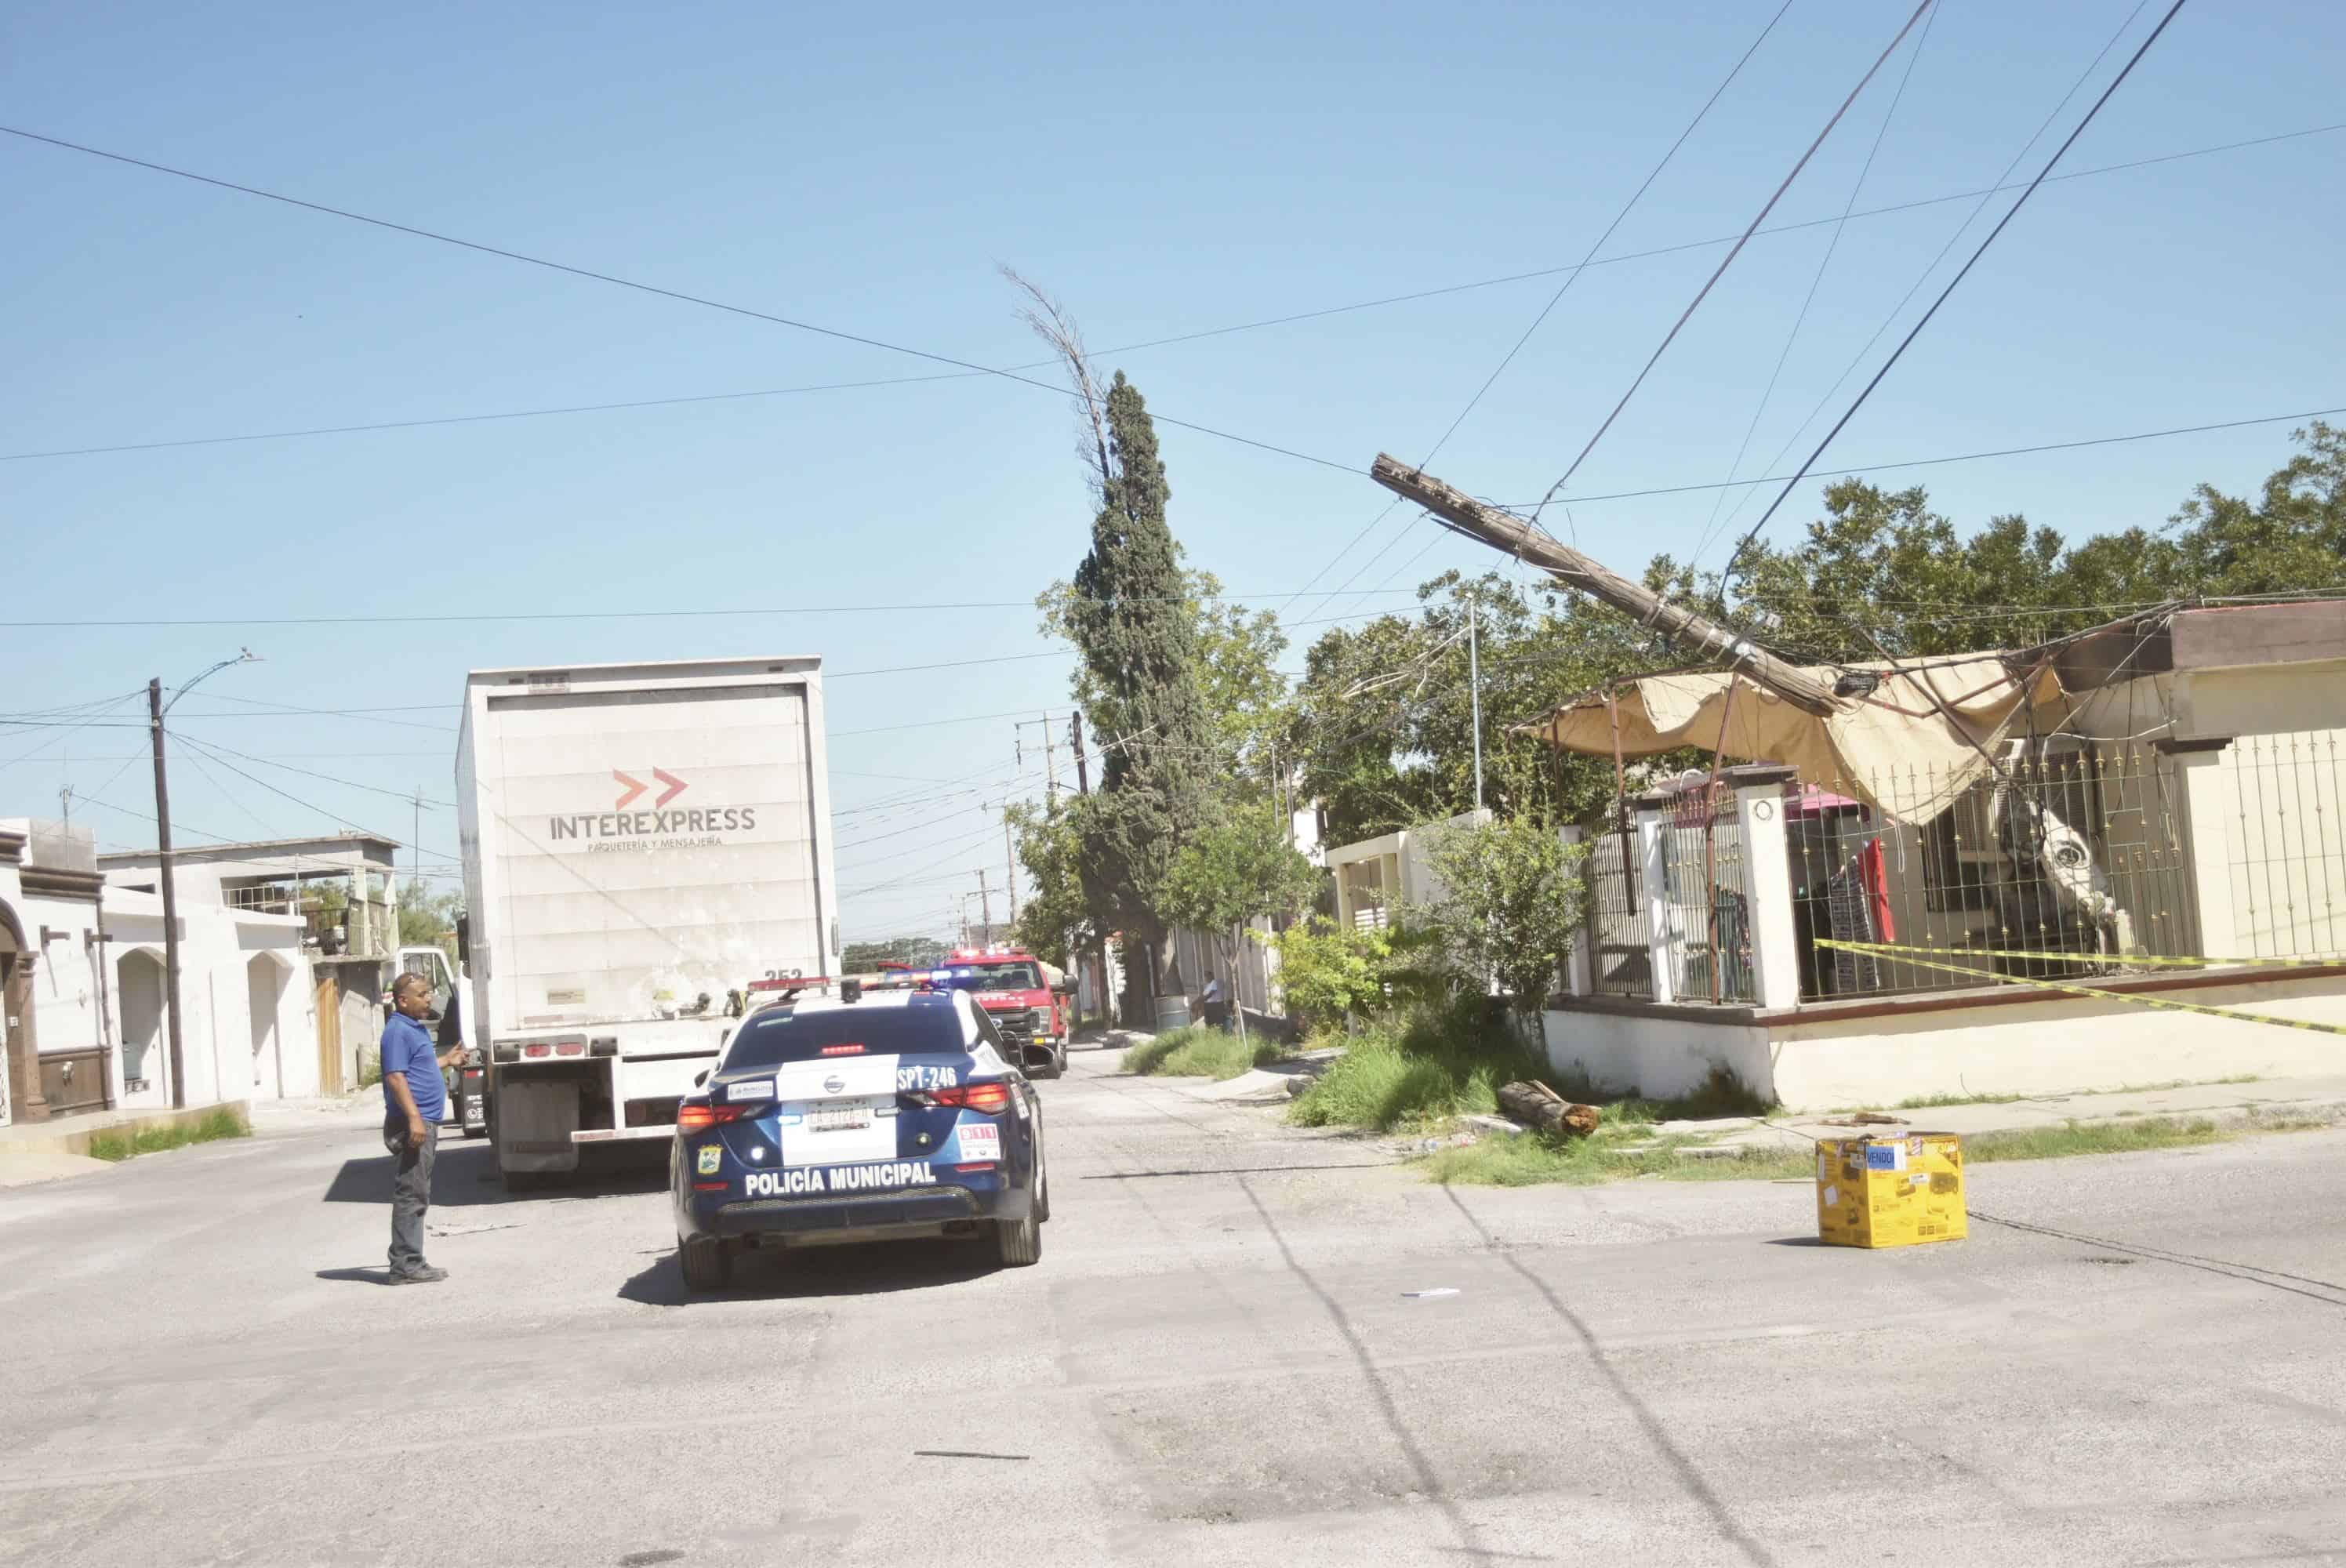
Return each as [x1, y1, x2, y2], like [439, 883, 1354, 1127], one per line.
[1369, 454, 1839, 717]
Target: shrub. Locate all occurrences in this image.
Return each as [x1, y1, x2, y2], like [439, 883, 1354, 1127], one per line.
[1287, 995, 1545, 1132]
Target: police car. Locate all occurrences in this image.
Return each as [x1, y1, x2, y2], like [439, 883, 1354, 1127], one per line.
[670, 982, 1047, 1290]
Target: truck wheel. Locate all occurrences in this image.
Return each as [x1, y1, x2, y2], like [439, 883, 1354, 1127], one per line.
[680, 1235, 732, 1292]
[993, 1201, 1042, 1268]
[1050, 1041, 1068, 1079]
[1033, 1143, 1051, 1224]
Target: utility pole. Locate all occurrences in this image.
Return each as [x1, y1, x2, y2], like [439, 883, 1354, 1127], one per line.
[1004, 811, 1019, 926]
[1370, 454, 1839, 717]
[412, 787, 423, 886]
[1042, 717, 1058, 797]
[147, 679, 187, 1111]
[1467, 593, 1485, 814]
[977, 868, 992, 943]
[144, 650, 258, 1110]
[1070, 711, 1090, 795]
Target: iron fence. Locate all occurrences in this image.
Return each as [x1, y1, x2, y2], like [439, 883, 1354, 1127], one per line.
[1656, 785, 1756, 1005]
[1789, 739, 2195, 1000]
[1582, 813, 1652, 1000]
[2219, 730, 2346, 960]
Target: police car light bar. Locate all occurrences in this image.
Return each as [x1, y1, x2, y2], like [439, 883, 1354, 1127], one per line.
[745, 975, 834, 993]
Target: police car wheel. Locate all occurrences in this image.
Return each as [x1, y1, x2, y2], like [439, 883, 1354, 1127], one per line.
[679, 1235, 732, 1292]
[993, 1209, 1040, 1267]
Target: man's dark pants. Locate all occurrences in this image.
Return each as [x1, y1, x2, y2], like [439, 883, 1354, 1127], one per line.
[383, 1119, 440, 1277]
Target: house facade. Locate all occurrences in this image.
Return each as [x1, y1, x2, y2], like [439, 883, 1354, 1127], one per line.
[1541, 601, 2346, 1110]
[1, 818, 312, 1129]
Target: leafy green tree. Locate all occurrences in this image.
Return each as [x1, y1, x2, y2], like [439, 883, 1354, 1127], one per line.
[1004, 800, 1094, 971]
[1157, 811, 1320, 1040]
[1255, 915, 1391, 1030]
[1057, 372, 1218, 991]
[398, 879, 461, 957]
[1413, 815, 1589, 1024]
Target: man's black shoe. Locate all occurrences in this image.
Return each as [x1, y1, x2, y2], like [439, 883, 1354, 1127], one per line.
[387, 1265, 448, 1285]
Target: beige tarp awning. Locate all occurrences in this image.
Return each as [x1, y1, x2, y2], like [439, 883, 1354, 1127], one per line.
[1520, 652, 2068, 820]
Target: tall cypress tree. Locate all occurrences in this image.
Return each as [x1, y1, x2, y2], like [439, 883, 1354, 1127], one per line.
[1066, 372, 1213, 991]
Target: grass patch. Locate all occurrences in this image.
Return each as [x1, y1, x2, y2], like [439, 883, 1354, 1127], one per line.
[1120, 1025, 1284, 1080]
[1963, 1116, 2224, 1163]
[1847, 1074, 2268, 1114]
[1426, 1112, 2238, 1189]
[86, 1106, 249, 1163]
[1287, 999, 1774, 1136]
[1286, 996, 1549, 1133]
[1423, 1130, 1814, 1187]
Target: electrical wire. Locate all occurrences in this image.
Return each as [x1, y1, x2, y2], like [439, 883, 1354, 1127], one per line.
[6, 121, 2331, 467]
[1717, 0, 2190, 579]
[1689, 0, 1939, 559]
[0, 124, 1358, 480]
[1531, 0, 1937, 521]
[1282, 0, 1796, 627]
[183, 735, 455, 808]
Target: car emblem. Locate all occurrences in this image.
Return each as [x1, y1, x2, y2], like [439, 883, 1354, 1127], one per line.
[823, 1073, 845, 1094]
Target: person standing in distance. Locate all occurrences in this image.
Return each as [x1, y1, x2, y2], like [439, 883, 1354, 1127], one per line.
[382, 972, 463, 1284]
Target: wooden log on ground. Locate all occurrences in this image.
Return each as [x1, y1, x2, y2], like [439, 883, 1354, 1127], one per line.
[1498, 1081, 1600, 1138]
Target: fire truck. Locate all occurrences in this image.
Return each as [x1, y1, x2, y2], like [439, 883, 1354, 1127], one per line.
[924, 946, 1073, 1079]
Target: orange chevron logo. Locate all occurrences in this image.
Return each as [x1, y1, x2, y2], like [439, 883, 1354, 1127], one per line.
[614, 768, 689, 809]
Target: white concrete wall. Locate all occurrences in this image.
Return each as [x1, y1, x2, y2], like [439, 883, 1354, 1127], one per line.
[1767, 972, 2346, 1110]
[1541, 1008, 1773, 1102]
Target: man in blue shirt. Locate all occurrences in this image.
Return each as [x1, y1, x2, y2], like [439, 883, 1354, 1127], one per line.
[381, 972, 464, 1284]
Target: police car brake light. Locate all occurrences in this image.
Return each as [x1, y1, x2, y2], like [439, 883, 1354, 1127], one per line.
[676, 1102, 750, 1133]
[911, 1081, 1011, 1114]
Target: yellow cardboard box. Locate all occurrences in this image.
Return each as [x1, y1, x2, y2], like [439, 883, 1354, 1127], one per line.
[1815, 1131, 1967, 1248]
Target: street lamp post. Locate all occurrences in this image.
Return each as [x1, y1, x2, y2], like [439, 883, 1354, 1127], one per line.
[149, 651, 256, 1110]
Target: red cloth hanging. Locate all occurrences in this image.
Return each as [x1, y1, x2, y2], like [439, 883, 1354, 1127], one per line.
[1859, 837, 1897, 943]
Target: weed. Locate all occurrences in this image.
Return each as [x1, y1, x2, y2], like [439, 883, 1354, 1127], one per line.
[86, 1107, 250, 1163]
[1963, 1117, 2224, 1164]
[1286, 996, 1546, 1132]
[1422, 1132, 1814, 1187]
[1121, 1026, 1281, 1080]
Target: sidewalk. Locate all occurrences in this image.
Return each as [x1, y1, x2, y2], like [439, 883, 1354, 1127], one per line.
[1683, 1073, 2346, 1155]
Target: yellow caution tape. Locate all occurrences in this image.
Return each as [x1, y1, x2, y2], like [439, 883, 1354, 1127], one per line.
[1815, 939, 2346, 1039]
[1824, 938, 2346, 971]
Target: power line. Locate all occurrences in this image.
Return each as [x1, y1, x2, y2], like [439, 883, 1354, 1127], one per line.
[182, 735, 456, 808]
[1720, 0, 2192, 576]
[0, 124, 1357, 480]
[1693, 0, 2163, 568]
[175, 732, 409, 847]
[0, 586, 1421, 631]
[1531, 0, 1937, 520]
[1284, 0, 1795, 630]
[5, 121, 2333, 467]
[1690, 0, 1939, 559]
[1492, 404, 2346, 509]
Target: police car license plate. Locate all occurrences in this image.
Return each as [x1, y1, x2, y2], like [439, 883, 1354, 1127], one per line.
[812, 1106, 870, 1133]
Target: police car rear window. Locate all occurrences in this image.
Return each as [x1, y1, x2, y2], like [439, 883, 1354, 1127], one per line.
[724, 1007, 968, 1070]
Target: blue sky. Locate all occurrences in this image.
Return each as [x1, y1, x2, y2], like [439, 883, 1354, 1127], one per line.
[5, 0, 2341, 940]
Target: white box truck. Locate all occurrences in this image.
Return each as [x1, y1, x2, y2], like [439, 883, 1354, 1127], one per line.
[453, 656, 841, 1184]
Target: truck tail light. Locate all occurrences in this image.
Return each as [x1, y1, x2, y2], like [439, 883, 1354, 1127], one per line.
[521, 1044, 550, 1059]
[675, 1102, 752, 1133]
[554, 1041, 584, 1057]
[910, 1082, 1011, 1115]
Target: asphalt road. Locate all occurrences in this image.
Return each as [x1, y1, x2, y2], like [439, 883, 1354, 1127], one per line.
[5, 1045, 2346, 1568]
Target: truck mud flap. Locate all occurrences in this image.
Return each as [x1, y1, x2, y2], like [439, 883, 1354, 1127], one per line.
[498, 1079, 582, 1174]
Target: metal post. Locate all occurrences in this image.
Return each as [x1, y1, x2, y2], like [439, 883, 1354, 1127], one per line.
[1070, 711, 1090, 795]
[1467, 594, 1484, 813]
[148, 678, 187, 1110]
[1004, 814, 1019, 926]
[1041, 717, 1058, 797]
[977, 869, 991, 941]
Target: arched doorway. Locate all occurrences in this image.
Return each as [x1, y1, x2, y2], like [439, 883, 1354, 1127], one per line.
[0, 898, 45, 1124]
[247, 952, 289, 1098]
[118, 948, 168, 1105]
